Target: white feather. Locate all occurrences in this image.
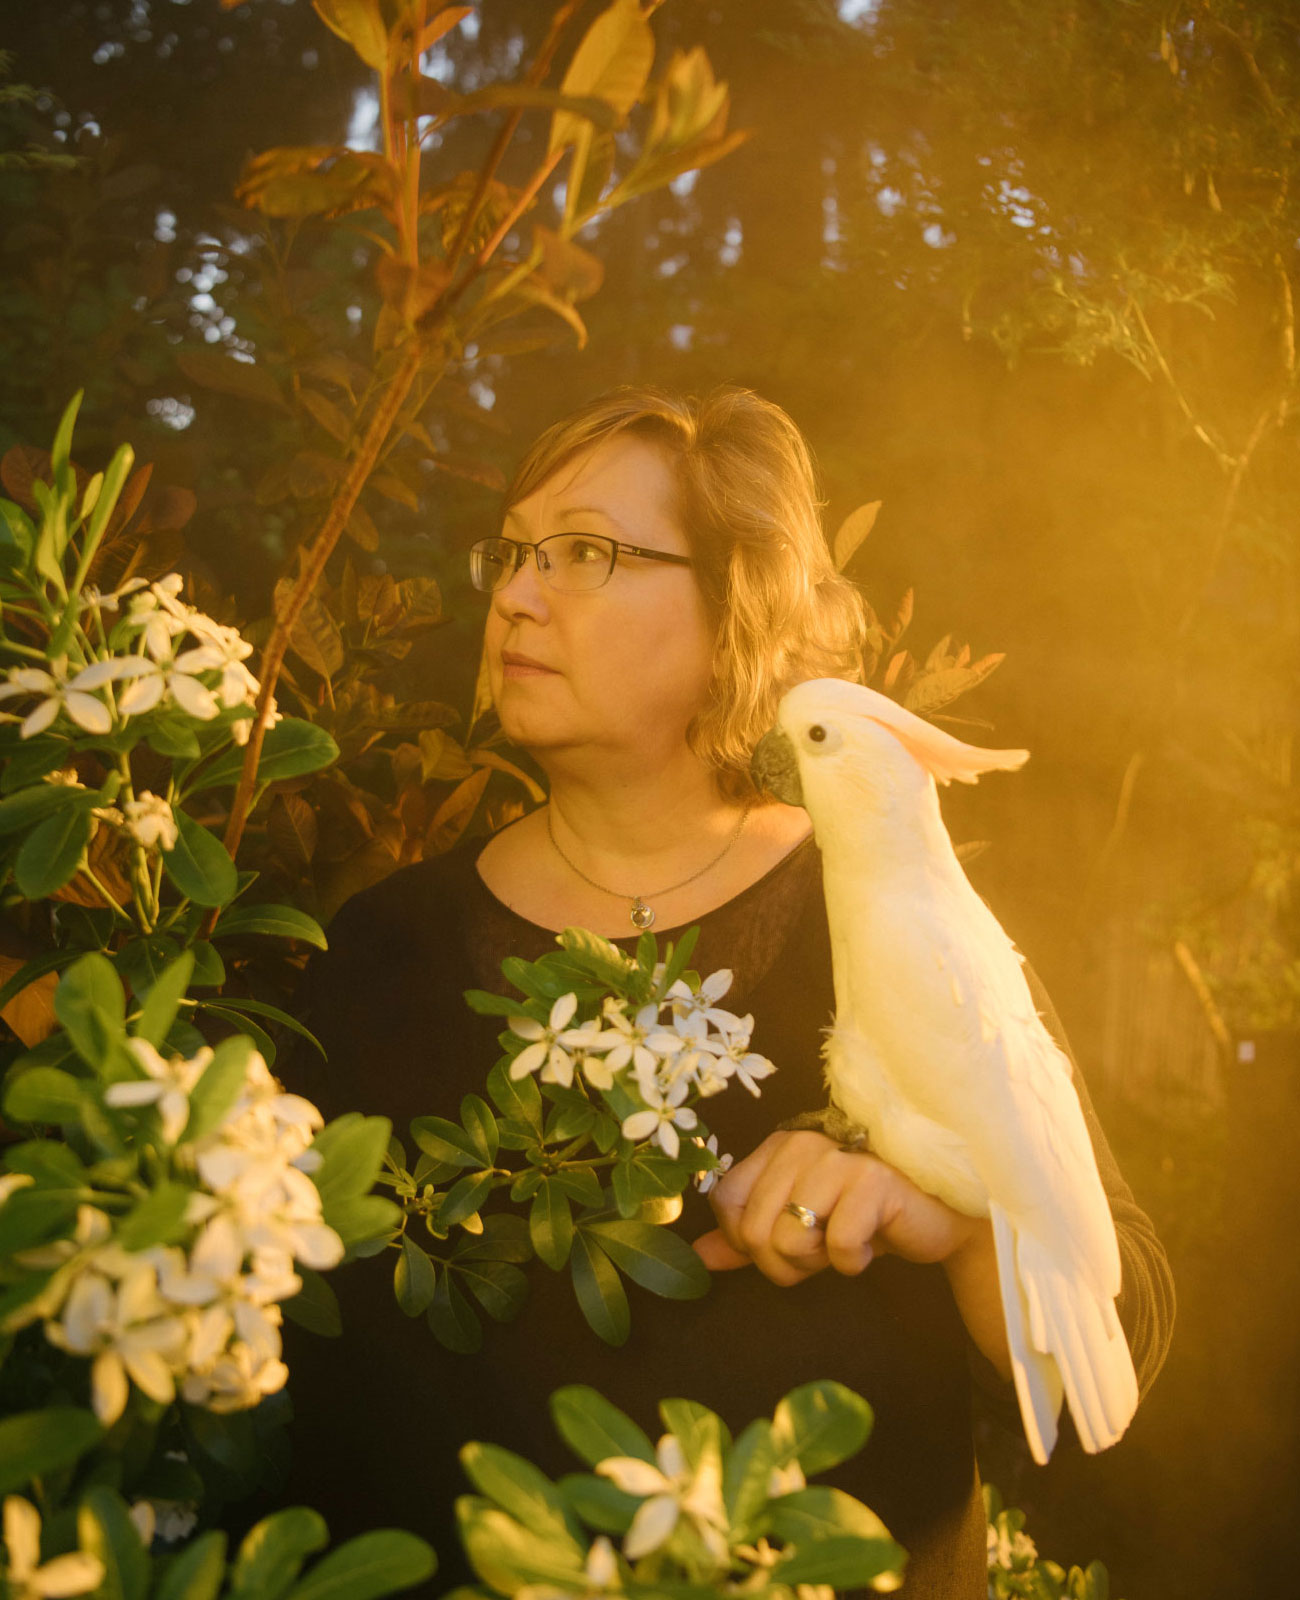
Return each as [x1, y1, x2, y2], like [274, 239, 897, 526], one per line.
[776, 678, 1138, 1463]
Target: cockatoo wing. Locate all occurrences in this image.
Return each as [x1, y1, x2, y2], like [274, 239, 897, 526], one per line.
[830, 877, 1138, 1462]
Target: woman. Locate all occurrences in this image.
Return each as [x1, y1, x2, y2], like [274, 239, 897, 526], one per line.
[279, 386, 1173, 1597]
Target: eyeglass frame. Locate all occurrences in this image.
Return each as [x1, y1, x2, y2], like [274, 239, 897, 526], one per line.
[469, 531, 695, 594]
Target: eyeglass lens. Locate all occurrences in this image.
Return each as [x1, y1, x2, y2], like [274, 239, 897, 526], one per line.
[471, 534, 617, 593]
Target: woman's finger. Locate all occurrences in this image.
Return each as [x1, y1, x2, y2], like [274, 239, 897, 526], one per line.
[691, 1227, 752, 1270]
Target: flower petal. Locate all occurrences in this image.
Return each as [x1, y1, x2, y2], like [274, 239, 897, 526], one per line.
[21, 698, 60, 738]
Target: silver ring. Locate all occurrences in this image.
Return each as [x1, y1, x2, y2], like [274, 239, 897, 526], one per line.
[783, 1201, 824, 1231]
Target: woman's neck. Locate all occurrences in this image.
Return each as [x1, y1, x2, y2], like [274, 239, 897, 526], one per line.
[541, 747, 744, 884]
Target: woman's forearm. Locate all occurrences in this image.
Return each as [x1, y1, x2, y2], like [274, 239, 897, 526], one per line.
[944, 1218, 1013, 1381]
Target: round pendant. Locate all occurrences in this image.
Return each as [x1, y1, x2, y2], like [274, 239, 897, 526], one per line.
[630, 898, 655, 930]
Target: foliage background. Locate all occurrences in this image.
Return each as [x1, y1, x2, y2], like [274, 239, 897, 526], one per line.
[1, 2, 1297, 1596]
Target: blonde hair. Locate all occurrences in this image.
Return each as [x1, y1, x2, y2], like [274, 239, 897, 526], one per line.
[505, 385, 870, 799]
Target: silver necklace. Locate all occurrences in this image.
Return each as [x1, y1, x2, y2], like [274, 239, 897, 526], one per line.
[546, 803, 751, 930]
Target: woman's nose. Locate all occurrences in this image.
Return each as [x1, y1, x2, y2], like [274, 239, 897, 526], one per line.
[490, 546, 550, 622]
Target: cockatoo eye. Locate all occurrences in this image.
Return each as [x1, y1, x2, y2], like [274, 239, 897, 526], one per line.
[803, 722, 842, 753]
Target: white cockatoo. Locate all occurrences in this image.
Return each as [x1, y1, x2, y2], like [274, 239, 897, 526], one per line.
[751, 677, 1138, 1464]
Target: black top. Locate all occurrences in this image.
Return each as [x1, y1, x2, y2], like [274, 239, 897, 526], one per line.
[273, 833, 1174, 1599]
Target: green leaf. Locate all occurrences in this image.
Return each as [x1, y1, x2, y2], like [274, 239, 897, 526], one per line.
[0, 782, 83, 835]
[206, 996, 326, 1058]
[767, 1485, 896, 1546]
[116, 935, 182, 998]
[438, 1170, 495, 1229]
[3, 1138, 86, 1184]
[659, 925, 700, 994]
[551, 1167, 604, 1209]
[776, 1536, 907, 1590]
[455, 1503, 585, 1595]
[485, 1059, 543, 1132]
[79, 1485, 150, 1600]
[212, 903, 328, 950]
[162, 808, 239, 907]
[15, 803, 94, 898]
[460, 1093, 499, 1164]
[189, 940, 226, 988]
[146, 719, 203, 760]
[53, 952, 128, 1071]
[458, 1443, 581, 1548]
[182, 1035, 255, 1144]
[458, 1259, 528, 1323]
[410, 1116, 485, 1169]
[583, 1219, 710, 1300]
[455, 1213, 532, 1265]
[569, 1232, 629, 1347]
[0, 737, 71, 792]
[427, 1267, 482, 1353]
[530, 1180, 574, 1270]
[136, 949, 197, 1046]
[229, 1507, 329, 1600]
[549, 1387, 655, 1468]
[465, 988, 527, 1018]
[285, 1531, 436, 1600]
[0, 1186, 78, 1254]
[197, 719, 338, 791]
[658, 1399, 728, 1470]
[153, 1530, 229, 1600]
[723, 1419, 778, 1535]
[323, 1194, 399, 1249]
[552, 929, 633, 988]
[282, 1267, 342, 1337]
[395, 1236, 438, 1317]
[0, 1407, 101, 1495]
[771, 1380, 874, 1475]
[311, 1114, 393, 1204]
[555, 1473, 638, 1534]
[115, 1180, 192, 1249]
[3, 1064, 84, 1123]
[195, 1002, 276, 1065]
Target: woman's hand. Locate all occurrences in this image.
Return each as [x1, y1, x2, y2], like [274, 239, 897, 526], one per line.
[693, 1129, 977, 1285]
[692, 1129, 1013, 1378]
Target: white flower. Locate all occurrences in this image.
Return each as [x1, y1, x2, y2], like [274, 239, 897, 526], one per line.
[103, 1039, 214, 1145]
[2, 1497, 104, 1600]
[134, 1500, 197, 1547]
[508, 993, 604, 1088]
[664, 969, 735, 1029]
[586, 999, 663, 1080]
[113, 647, 223, 721]
[597, 1434, 729, 1565]
[0, 657, 118, 738]
[691, 1135, 733, 1196]
[621, 1099, 698, 1161]
[699, 1021, 777, 1098]
[44, 1249, 188, 1425]
[987, 1519, 1037, 1571]
[121, 791, 179, 851]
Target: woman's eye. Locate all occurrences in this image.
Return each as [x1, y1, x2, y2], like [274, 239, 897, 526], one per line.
[563, 538, 604, 564]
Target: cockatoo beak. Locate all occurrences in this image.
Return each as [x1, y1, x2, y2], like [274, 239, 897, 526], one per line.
[750, 726, 804, 806]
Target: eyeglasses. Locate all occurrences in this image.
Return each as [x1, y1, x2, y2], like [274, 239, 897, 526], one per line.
[469, 533, 694, 595]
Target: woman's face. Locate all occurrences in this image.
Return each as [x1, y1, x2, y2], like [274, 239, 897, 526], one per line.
[484, 433, 717, 765]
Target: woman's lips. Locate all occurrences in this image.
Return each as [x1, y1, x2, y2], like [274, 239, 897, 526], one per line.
[501, 652, 558, 678]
